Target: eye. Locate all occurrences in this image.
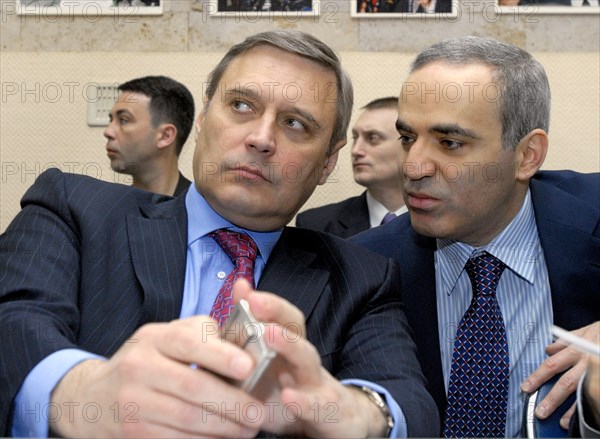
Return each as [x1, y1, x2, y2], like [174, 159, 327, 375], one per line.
[441, 139, 463, 150]
[368, 134, 382, 144]
[232, 101, 252, 113]
[284, 118, 306, 131]
[398, 134, 415, 146]
[119, 117, 129, 125]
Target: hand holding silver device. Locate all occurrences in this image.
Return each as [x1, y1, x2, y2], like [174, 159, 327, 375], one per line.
[221, 299, 279, 398]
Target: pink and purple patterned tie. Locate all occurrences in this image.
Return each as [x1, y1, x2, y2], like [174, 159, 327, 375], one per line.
[444, 251, 510, 438]
[209, 229, 258, 327]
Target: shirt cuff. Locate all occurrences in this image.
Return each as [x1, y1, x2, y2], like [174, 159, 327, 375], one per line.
[342, 378, 407, 438]
[12, 349, 106, 438]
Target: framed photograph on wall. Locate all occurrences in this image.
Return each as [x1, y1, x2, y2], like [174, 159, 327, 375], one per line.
[208, 0, 319, 16]
[350, 0, 458, 17]
[16, 1, 163, 16]
[494, 0, 598, 14]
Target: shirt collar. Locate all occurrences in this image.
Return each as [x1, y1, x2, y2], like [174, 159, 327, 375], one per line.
[366, 192, 409, 227]
[185, 184, 282, 262]
[436, 189, 540, 295]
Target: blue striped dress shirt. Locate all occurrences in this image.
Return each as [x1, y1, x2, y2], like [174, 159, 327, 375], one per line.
[435, 189, 554, 437]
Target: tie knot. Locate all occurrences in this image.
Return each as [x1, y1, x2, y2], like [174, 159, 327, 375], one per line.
[210, 229, 258, 263]
[380, 212, 396, 225]
[464, 251, 506, 297]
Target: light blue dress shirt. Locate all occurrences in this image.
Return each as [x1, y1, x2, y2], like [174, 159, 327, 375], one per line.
[13, 184, 406, 437]
[435, 189, 554, 437]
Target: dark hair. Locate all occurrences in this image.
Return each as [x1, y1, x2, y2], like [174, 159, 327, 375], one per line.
[205, 30, 353, 154]
[118, 75, 195, 155]
[411, 36, 551, 150]
[362, 96, 399, 111]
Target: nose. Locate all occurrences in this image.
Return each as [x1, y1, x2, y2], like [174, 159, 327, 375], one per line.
[402, 139, 437, 181]
[103, 121, 115, 140]
[245, 117, 276, 155]
[351, 137, 366, 159]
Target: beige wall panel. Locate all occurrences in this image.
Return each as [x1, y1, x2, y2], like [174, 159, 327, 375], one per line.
[1, 51, 599, 231]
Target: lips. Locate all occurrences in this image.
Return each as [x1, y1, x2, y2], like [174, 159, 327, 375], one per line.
[406, 191, 440, 210]
[231, 164, 268, 182]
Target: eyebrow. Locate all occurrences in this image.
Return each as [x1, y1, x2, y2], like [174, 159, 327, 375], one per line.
[396, 119, 479, 140]
[225, 86, 322, 131]
[113, 109, 134, 119]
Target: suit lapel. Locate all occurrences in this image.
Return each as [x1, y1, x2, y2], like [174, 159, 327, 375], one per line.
[127, 195, 187, 324]
[401, 227, 448, 414]
[257, 228, 329, 320]
[531, 177, 600, 328]
[337, 192, 371, 236]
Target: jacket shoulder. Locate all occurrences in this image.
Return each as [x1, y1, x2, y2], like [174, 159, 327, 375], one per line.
[296, 195, 364, 224]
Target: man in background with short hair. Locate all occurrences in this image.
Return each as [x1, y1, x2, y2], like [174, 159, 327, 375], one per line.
[296, 97, 406, 238]
[104, 75, 194, 196]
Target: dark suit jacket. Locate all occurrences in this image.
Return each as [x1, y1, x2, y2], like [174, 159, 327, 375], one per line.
[351, 170, 600, 429]
[295, 192, 370, 238]
[0, 169, 439, 437]
[174, 172, 191, 197]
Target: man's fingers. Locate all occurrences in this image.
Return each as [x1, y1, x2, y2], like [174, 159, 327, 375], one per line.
[246, 292, 306, 338]
[559, 402, 577, 430]
[150, 318, 255, 381]
[521, 346, 580, 393]
[534, 361, 586, 419]
[232, 279, 254, 305]
[132, 389, 261, 438]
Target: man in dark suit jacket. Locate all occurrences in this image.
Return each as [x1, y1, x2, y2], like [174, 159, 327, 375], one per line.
[0, 31, 438, 438]
[296, 97, 407, 238]
[351, 36, 599, 436]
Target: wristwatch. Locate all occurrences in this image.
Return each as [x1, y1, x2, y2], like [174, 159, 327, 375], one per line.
[353, 385, 395, 437]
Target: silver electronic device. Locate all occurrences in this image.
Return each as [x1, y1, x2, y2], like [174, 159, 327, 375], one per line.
[221, 299, 278, 396]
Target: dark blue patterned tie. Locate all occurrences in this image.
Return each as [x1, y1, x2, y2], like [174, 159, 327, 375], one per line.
[444, 252, 510, 438]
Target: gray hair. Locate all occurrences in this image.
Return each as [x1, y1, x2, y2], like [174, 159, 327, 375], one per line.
[205, 30, 354, 154]
[411, 36, 551, 150]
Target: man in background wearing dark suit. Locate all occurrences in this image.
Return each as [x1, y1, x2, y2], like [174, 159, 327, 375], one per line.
[104, 75, 194, 196]
[296, 97, 406, 238]
[352, 35, 599, 437]
[0, 30, 438, 438]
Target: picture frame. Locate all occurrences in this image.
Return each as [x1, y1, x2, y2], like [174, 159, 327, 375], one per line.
[494, 0, 598, 15]
[208, 0, 319, 17]
[350, 0, 459, 17]
[16, 0, 163, 16]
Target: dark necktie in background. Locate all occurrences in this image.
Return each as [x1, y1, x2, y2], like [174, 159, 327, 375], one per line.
[209, 229, 258, 327]
[380, 212, 397, 225]
[444, 251, 510, 438]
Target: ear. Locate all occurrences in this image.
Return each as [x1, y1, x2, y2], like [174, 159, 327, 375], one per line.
[156, 124, 177, 150]
[515, 129, 548, 182]
[318, 139, 346, 186]
[194, 104, 208, 140]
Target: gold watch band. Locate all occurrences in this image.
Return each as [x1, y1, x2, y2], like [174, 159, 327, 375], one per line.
[352, 385, 395, 437]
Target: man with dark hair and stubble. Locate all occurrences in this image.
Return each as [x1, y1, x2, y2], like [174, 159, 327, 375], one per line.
[0, 30, 438, 438]
[104, 75, 194, 196]
[297, 96, 407, 238]
[352, 35, 599, 437]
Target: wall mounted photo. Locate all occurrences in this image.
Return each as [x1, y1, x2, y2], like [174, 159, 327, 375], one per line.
[495, 0, 598, 14]
[351, 0, 458, 17]
[16, 0, 163, 15]
[208, 0, 319, 16]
